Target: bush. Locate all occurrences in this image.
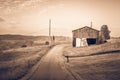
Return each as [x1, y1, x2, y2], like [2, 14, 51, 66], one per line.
[45, 41, 49, 45]
[21, 44, 27, 48]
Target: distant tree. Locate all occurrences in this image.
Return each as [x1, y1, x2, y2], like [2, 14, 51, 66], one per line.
[99, 25, 110, 43]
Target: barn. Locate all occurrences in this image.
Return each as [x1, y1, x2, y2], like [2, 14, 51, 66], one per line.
[72, 26, 99, 47]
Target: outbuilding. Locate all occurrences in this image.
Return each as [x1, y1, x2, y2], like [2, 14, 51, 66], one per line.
[72, 26, 99, 47]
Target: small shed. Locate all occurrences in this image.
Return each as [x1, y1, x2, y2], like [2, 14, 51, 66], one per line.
[72, 26, 99, 47]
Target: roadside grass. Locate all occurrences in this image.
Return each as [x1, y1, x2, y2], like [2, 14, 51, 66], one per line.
[63, 40, 120, 57]
[0, 45, 50, 80]
[65, 53, 120, 80]
[63, 39, 120, 80]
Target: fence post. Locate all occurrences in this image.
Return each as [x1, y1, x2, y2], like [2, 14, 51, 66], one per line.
[66, 56, 69, 63]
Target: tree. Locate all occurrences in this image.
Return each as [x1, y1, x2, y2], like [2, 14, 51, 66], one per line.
[99, 25, 110, 43]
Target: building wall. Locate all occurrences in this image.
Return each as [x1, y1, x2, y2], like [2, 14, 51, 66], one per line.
[72, 26, 100, 47]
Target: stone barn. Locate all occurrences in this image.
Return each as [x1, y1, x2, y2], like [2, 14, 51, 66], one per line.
[72, 26, 99, 47]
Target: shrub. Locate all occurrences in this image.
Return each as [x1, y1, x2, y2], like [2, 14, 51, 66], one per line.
[21, 44, 27, 48]
[45, 41, 49, 45]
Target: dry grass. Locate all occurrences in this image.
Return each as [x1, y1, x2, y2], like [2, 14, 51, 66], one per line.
[66, 53, 120, 80]
[63, 39, 120, 57]
[63, 39, 120, 80]
[0, 36, 71, 51]
[0, 35, 71, 80]
[0, 45, 50, 80]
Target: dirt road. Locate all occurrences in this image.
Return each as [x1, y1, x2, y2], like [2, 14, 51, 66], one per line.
[24, 45, 76, 80]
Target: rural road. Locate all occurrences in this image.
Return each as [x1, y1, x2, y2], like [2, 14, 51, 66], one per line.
[27, 44, 76, 80]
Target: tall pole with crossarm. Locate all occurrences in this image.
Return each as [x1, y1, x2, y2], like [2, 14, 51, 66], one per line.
[49, 19, 51, 37]
[49, 19, 52, 47]
[91, 21, 93, 28]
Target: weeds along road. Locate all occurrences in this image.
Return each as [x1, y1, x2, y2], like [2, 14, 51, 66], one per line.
[21, 44, 77, 80]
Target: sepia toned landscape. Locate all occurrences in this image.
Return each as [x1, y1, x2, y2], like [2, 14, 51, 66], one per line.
[63, 38, 120, 80]
[0, 0, 120, 80]
[0, 35, 71, 80]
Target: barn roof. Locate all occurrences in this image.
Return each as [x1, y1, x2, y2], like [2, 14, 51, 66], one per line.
[72, 26, 100, 38]
[72, 26, 99, 32]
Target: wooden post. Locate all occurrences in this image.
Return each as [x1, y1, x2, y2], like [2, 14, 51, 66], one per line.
[66, 56, 69, 63]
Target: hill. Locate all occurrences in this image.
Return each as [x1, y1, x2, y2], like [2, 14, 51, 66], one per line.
[0, 34, 71, 51]
[63, 38, 120, 80]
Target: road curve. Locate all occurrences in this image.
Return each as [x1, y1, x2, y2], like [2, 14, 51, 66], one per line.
[28, 44, 75, 80]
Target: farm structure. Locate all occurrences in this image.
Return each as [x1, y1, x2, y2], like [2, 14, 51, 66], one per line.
[72, 26, 99, 47]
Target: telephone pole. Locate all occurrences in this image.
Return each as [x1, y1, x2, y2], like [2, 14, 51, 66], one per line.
[49, 19, 51, 37]
[91, 21, 93, 28]
[49, 19, 52, 47]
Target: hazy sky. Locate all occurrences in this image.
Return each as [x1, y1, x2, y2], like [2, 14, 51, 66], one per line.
[0, 0, 120, 37]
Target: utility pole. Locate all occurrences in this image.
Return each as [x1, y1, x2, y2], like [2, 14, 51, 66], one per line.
[91, 21, 93, 28]
[49, 19, 52, 47]
[49, 19, 51, 37]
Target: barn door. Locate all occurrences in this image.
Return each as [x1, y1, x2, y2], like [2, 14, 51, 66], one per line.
[76, 38, 81, 47]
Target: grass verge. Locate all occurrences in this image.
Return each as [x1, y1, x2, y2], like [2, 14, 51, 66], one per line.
[0, 45, 50, 80]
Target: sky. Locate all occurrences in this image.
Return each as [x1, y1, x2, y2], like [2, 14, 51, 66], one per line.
[0, 0, 120, 37]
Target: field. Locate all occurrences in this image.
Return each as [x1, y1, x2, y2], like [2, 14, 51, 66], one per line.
[0, 45, 50, 80]
[0, 35, 71, 51]
[0, 35, 71, 80]
[63, 38, 120, 80]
